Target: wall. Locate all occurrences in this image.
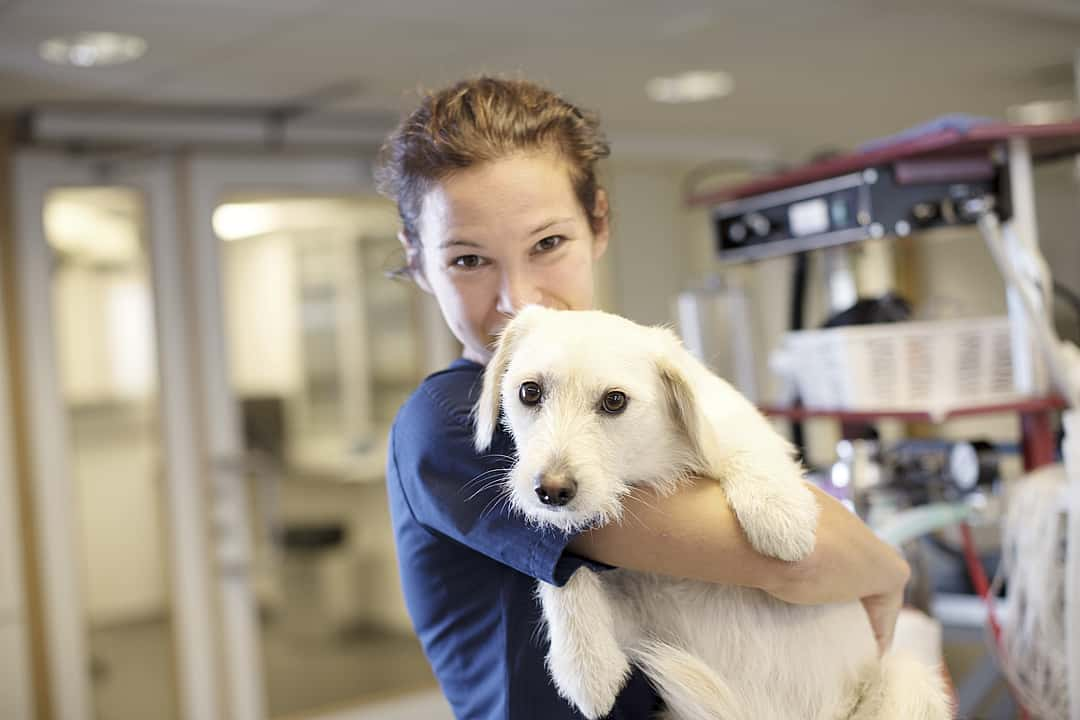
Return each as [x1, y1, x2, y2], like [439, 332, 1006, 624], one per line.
[605, 160, 717, 325]
[1037, 160, 1080, 341]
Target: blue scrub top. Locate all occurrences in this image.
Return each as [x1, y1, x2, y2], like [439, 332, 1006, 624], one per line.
[386, 358, 661, 719]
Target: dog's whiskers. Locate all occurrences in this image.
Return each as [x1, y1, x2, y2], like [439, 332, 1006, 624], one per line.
[463, 466, 511, 487]
[482, 453, 516, 461]
[478, 486, 516, 522]
[624, 491, 667, 519]
[463, 475, 511, 502]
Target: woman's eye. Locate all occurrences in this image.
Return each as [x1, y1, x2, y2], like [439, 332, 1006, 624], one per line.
[534, 235, 564, 253]
[600, 390, 628, 415]
[452, 254, 485, 269]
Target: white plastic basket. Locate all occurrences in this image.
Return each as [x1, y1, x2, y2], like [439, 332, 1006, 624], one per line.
[781, 317, 1022, 413]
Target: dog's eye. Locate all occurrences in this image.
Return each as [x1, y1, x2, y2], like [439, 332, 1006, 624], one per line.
[519, 381, 543, 406]
[600, 390, 627, 414]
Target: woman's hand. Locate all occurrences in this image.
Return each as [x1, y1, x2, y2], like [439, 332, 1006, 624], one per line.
[860, 588, 905, 656]
[758, 483, 910, 655]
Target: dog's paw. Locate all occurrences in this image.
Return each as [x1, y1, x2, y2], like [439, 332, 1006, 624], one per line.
[549, 647, 629, 719]
[731, 481, 819, 562]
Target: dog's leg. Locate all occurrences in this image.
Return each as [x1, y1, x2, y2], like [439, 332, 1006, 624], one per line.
[717, 448, 820, 563]
[632, 640, 746, 720]
[847, 653, 952, 720]
[658, 351, 819, 563]
[539, 569, 630, 719]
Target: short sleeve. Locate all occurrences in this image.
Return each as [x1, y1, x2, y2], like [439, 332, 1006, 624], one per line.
[388, 371, 605, 586]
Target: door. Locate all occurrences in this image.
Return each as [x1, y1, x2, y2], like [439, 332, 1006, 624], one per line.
[11, 150, 217, 720]
[185, 153, 456, 719]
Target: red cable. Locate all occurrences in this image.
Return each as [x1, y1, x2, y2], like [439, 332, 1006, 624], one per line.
[958, 522, 1029, 719]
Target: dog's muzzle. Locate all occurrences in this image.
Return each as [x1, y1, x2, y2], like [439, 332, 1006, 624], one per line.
[533, 471, 577, 507]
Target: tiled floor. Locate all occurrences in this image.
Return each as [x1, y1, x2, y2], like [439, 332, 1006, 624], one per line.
[89, 617, 437, 720]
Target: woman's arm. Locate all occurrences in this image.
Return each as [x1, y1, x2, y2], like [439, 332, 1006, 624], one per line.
[567, 481, 909, 651]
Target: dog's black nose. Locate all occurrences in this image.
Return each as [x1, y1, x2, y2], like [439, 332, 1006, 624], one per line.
[534, 472, 577, 507]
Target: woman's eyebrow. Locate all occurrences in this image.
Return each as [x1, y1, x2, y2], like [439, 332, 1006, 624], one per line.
[438, 238, 484, 249]
[529, 217, 575, 235]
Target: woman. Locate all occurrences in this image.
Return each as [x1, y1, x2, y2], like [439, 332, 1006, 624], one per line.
[377, 76, 909, 719]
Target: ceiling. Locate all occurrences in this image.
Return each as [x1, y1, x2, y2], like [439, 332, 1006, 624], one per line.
[1, 0, 1078, 165]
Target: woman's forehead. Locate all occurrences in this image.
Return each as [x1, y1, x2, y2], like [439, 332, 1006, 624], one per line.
[418, 154, 584, 243]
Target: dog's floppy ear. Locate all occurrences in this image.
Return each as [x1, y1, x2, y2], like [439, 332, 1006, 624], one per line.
[655, 330, 720, 476]
[473, 307, 543, 452]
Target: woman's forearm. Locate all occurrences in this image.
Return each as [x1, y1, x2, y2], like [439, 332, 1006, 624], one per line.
[568, 481, 909, 604]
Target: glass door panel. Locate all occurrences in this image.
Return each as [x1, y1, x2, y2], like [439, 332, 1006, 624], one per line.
[44, 186, 178, 720]
[212, 192, 434, 718]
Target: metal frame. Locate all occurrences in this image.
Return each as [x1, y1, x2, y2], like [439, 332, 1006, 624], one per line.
[714, 226, 872, 264]
[0, 179, 32, 720]
[711, 170, 867, 216]
[1002, 138, 1051, 396]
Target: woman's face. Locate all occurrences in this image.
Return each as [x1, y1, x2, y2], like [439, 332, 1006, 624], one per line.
[410, 151, 609, 364]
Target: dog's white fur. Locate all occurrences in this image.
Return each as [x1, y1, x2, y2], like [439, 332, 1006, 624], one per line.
[474, 306, 951, 720]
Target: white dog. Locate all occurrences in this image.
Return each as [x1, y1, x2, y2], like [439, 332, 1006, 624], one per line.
[474, 306, 950, 720]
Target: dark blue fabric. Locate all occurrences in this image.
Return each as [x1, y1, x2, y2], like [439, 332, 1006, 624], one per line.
[387, 358, 661, 720]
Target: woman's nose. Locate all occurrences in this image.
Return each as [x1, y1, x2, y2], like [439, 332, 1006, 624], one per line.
[496, 270, 541, 316]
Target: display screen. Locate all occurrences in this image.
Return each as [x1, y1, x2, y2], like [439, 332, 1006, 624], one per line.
[788, 198, 829, 237]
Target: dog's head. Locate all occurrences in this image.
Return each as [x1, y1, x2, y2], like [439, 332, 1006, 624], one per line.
[474, 306, 716, 532]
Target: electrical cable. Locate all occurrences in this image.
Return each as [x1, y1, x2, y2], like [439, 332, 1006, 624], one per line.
[960, 522, 1031, 718]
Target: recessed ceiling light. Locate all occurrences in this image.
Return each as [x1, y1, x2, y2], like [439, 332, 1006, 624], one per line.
[646, 70, 734, 104]
[39, 31, 147, 68]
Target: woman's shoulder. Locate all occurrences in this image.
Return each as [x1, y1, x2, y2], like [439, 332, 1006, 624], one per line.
[395, 357, 486, 437]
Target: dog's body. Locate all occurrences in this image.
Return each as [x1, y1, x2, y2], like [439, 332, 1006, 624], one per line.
[475, 306, 950, 720]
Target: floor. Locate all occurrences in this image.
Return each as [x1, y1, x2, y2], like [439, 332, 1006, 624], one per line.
[89, 617, 438, 720]
[303, 689, 453, 720]
[87, 608, 1018, 720]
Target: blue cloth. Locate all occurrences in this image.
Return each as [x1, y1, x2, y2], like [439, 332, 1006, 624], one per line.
[857, 113, 997, 152]
[386, 358, 661, 720]
[855, 111, 997, 153]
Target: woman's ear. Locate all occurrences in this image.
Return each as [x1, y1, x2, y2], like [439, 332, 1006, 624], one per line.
[473, 307, 544, 452]
[399, 231, 432, 294]
[590, 188, 610, 261]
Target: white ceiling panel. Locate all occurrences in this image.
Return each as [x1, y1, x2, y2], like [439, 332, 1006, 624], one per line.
[0, 2, 331, 104]
[0, 0, 1075, 162]
[11, 0, 327, 15]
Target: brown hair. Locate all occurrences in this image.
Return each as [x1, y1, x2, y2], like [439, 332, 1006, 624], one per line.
[375, 76, 610, 275]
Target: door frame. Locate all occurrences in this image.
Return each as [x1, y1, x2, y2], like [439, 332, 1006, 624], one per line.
[184, 151, 387, 720]
[0, 154, 32, 720]
[11, 150, 219, 720]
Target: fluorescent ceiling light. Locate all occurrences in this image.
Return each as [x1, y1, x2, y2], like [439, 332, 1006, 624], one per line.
[39, 32, 147, 67]
[646, 70, 734, 104]
[213, 203, 280, 241]
[45, 198, 139, 263]
[1006, 99, 1076, 125]
[212, 199, 401, 241]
